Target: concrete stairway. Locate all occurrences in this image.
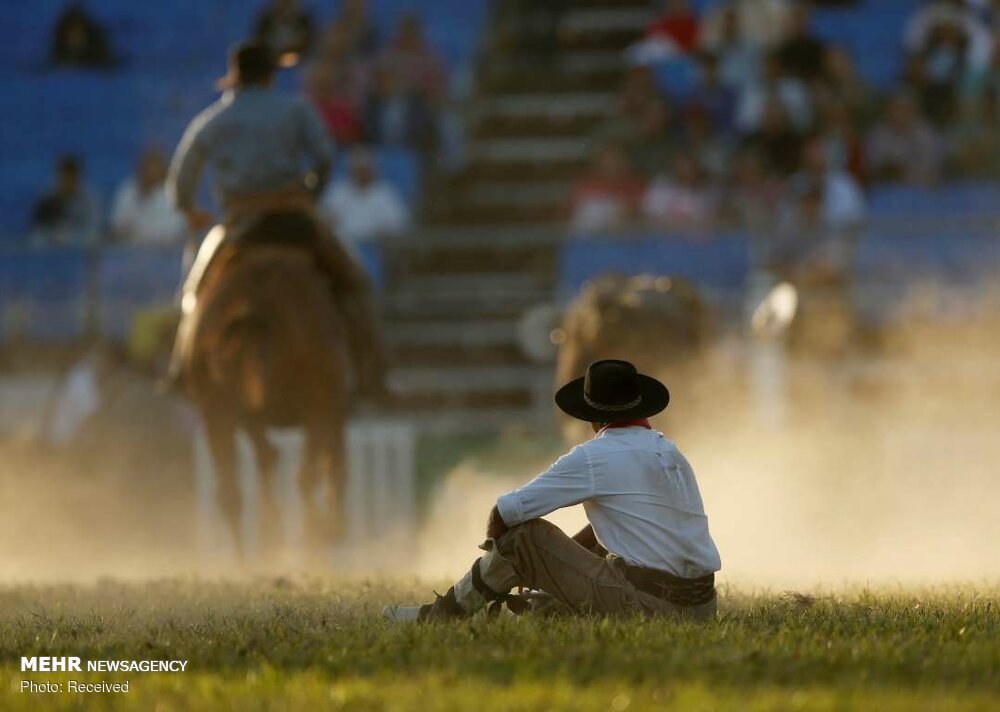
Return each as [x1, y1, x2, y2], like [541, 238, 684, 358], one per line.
[381, 0, 653, 433]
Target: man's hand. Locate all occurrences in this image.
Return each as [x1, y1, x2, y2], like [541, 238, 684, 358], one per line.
[184, 208, 215, 233]
[486, 505, 509, 540]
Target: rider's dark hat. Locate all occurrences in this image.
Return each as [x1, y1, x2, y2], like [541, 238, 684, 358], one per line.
[555, 359, 669, 422]
[216, 41, 276, 89]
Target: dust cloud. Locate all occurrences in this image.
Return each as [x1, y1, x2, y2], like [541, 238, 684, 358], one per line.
[413, 285, 1000, 589]
[0, 283, 998, 589]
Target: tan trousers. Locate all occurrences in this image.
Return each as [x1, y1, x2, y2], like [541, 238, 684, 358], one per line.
[455, 519, 717, 621]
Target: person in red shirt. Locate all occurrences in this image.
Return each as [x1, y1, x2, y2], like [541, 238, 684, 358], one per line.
[645, 0, 700, 53]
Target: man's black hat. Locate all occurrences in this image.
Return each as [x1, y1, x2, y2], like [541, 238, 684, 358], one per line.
[217, 41, 275, 89]
[555, 359, 669, 422]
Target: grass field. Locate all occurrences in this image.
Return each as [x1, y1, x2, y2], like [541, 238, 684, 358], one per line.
[0, 580, 997, 711]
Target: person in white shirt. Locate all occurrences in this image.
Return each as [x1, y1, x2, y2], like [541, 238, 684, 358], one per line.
[385, 359, 721, 622]
[320, 147, 410, 246]
[111, 148, 187, 245]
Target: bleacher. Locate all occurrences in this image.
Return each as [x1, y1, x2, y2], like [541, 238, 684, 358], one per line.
[2, 0, 1000, 352]
[0, 0, 490, 237]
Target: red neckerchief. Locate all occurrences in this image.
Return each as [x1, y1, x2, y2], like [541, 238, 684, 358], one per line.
[598, 419, 652, 435]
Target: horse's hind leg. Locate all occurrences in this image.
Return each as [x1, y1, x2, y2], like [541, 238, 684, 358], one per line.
[204, 413, 244, 562]
[248, 423, 282, 559]
[299, 415, 346, 566]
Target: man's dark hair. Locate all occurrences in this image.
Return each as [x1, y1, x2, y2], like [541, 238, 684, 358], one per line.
[233, 42, 276, 85]
[58, 154, 82, 175]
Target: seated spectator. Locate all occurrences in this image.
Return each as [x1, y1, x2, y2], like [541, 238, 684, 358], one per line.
[594, 67, 682, 176]
[306, 61, 363, 146]
[689, 54, 737, 132]
[774, 3, 828, 82]
[792, 135, 866, 229]
[333, 0, 378, 59]
[684, 107, 735, 179]
[627, 0, 700, 63]
[254, 0, 315, 61]
[816, 100, 866, 182]
[905, 0, 992, 73]
[742, 99, 804, 176]
[31, 155, 101, 246]
[320, 148, 410, 246]
[815, 46, 873, 124]
[362, 65, 438, 150]
[110, 148, 186, 246]
[699, 6, 762, 90]
[50, 2, 114, 68]
[771, 135, 865, 279]
[866, 91, 943, 185]
[642, 153, 717, 233]
[700, 0, 792, 53]
[731, 148, 784, 233]
[378, 14, 445, 102]
[570, 145, 645, 234]
[735, 51, 812, 133]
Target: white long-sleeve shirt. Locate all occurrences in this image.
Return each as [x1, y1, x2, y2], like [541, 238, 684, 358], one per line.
[496, 426, 721, 578]
[320, 179, 410, 245]
[111, 180, 186, 245]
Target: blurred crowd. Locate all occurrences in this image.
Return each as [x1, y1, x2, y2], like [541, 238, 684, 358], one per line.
[570, 0, 1000, 238]
[34, 0, 424, 249]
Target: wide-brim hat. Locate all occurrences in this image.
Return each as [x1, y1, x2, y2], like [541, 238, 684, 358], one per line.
[555, 359, 669, 422]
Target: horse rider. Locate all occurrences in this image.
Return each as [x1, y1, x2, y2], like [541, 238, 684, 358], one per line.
[384, 359, 722, 622]
[163, 40, 386, 399]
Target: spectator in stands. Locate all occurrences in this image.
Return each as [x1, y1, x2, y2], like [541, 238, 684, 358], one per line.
[791, 134, 866, 229]
[305, 60, 363, 146]
[866, 91, 943, 185]
[770, 135, 865, 279]
[816, 100, 866, 182]
[642, 152, 717, 233]
[684, 107, 735, 179]
[362, 64, 438, 149]
[595, 67, 681, 176]
[378, 14, 446, 102]
[903, 0, 994, 125]
[689, 54, 737, 132]
[741, 99, 804, 176]
[31, 155, 100, 246]
[699, 6, 762, 91]
[774, 2, 828, 82]
[320, 148, 410, 246]
[815, 46, 873, 124]
[570, 145, 645, 234]
[110, 148, 186, 246]
[627, 0, 700, 63]
[332, 0, 378, 59]
[50, 2, 114, 68]
[735, 50, 812, 133]
[254, 0, 315, 61]
[731, 148, 784, 233]
[700, 0, 792, 53]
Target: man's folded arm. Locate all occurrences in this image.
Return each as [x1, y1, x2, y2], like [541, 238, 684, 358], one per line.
[492, 446, 593, 532]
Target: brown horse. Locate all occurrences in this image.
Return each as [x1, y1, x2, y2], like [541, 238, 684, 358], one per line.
[185, 239, 349, 562]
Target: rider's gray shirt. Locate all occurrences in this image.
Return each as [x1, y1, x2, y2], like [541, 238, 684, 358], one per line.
[168, 87, 334, 212]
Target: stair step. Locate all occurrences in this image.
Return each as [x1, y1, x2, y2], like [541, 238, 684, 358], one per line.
[387, 320, 519, 348]
[559, 7, 653, 35]
[390, 365, 551, 394]
[467, 137, 592, 163]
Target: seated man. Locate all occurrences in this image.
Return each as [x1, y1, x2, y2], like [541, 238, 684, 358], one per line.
[385, 359, 722, 622]
[165, 41, 386, 397]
